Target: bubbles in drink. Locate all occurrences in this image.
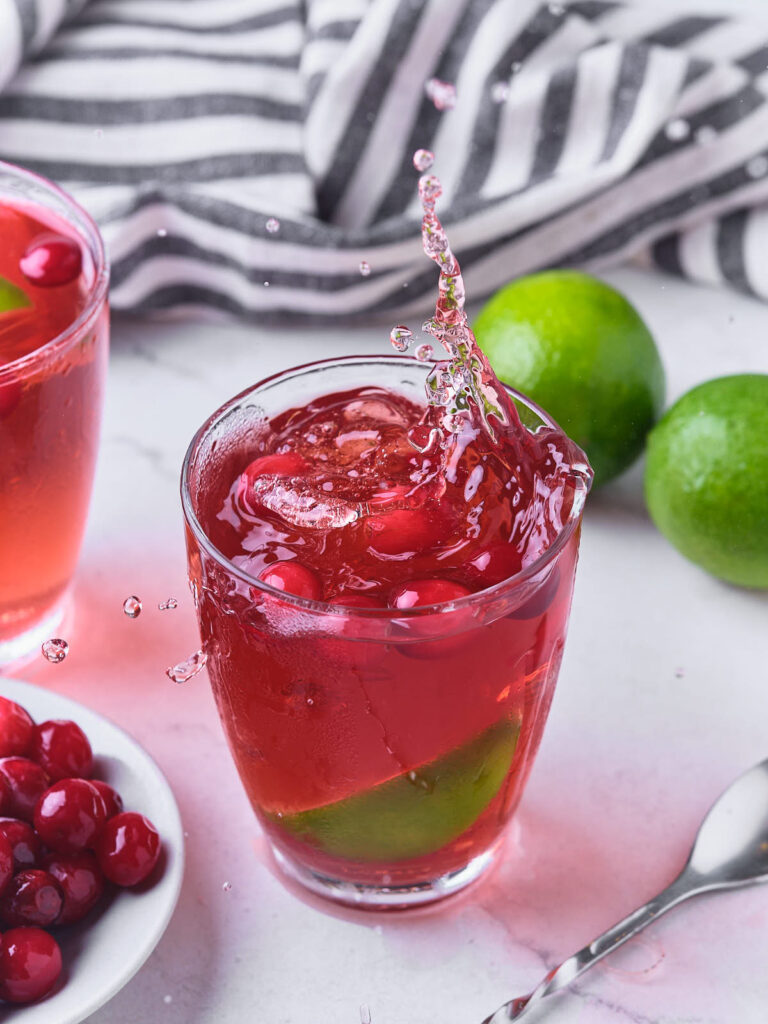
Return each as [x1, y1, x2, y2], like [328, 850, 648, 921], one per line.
[412, 149, 434, 172]
[266, 217, 280, 234]
[664, 119, 690, 142]
[158, 597, 178, 611]
[41, 638, 69, 663]
[747, 155, 768, 178]
[414, 342, 434, 362]
[491, 81, 510, 104]
[166, 649, 208, 683]
[390, 326, 413, 352]
[359, 260, 371, 277]
[425, 78, 456, 111]
[123, 595, 142, 618]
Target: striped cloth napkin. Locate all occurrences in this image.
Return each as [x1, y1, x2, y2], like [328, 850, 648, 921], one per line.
[1, 0, 768, 322]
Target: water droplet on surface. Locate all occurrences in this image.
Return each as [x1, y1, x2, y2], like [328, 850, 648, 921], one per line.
[156, 228, 168, 238]
[491, 81, 510, 104]
[664, 118, 690, 142]
[414, 342, 434, 362]
[746, 155, 768, 178]
[158, 597, 178, 611]
[695, 125, 716, 145]
[42, 638, 68, 664]
[359, 260, 371, 277]
[413, 148, 434, 172]
[389, 325, 413, 352]
[166, 649, 208, 683]
[222, 881, 232, 892]
[360, 1005, 372, 1024]
[123, 596, 142, 619]
[265, 217, 280, 234]
[425, 78, 457, 111]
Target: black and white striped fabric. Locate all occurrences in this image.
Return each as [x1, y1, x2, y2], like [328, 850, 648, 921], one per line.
[1, 0, 767, 322]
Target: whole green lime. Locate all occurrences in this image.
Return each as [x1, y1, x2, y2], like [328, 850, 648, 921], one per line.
[473, 271, 665, 485]
[644, 374, 768, 589]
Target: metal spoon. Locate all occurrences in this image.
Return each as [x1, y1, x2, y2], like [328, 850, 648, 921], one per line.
[482, 756, 768, 1023]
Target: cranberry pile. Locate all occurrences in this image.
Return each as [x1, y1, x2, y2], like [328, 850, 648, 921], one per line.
[0, 695, 162, 1005]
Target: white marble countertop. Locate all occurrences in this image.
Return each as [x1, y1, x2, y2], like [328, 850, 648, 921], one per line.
[7, 262, 766, 1024]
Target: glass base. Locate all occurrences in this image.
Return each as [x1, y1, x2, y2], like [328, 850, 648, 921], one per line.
[0, 595, 69, 671]
[270, 842, 500, 910]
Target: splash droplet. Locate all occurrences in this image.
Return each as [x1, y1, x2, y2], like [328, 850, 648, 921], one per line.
[414, 342, 434, 362]
[359, 260, 371, 277]
[664, 118, 690, 142]
[123, 596, 142, 618]
[390, 325, 413, 352]
[413, 148, 434, 172]
[360, 1005, 372, 1024]
[156, 228, 168, 238]
[266, 217, 280, 234]
[263, 280, 270, 287]
[222, 881, 232, 892]
[42, 638, 68, 664]
[491, 81, 510, 104]
[158, 598, 178, 611]
[746, 155, 768, 179]
[425, 78, 456, 111]
[166, 649, 208, 683]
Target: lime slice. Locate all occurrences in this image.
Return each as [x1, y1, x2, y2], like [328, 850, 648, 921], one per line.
[0, 275, 31, 315]
[275, 718, 520, 862]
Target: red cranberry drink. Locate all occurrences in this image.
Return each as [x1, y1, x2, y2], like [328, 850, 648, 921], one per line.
[0, 163, 109, 665]
[182, 169, 592, 907]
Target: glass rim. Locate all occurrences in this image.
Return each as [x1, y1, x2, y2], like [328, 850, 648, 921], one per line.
[180, 354, 590, 618]
[0, 159, 110, 383]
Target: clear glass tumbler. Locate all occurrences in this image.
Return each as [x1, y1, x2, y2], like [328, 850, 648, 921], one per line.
[182, 356, 590, 908]
[0, 162, 109, 666]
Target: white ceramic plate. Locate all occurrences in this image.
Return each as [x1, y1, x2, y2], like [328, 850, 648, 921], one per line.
[0, 678, 184, 1024]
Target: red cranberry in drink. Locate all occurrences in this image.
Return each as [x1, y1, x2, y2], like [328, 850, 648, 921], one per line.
[0, 758, 49, 822]
[0, 772, 10, 815]
[391, 578, 472, 609]
[0, 697, 34, 757]
[391, 579, 474, 660]
[97, 812, 161, 887]
[0, 831, 13, 897]
[89, 780, 123, 820]
[0, 818, 41, 871]
[33, 779, 107, 854]
[19, 233, 82, 287]
[467, 540, 523, 588]
[0, 376, 22, 419]
[29, 719, 93, 781]
[0, 869, 63, 928]
[0, 927, 63, 1003]
[365, 506, 447, 556]
[257, 561, 322, 601]
[43, 851, 104, 925]
[238, 452, 308, 513]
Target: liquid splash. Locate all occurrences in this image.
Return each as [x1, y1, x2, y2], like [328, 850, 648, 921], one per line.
[413, 149, 434, 172]
[359, 260, 371, 277]
[222, 881, 232, 892]
[158, 598, 178, 611]
[123, 596, 142, 618]
[360, 1005, 372, 1024]
[41, 638, 68, 663]
[425, 78, 456, 111]
[166, 649, 208, 683]
[265, 217, 280, 234]
[389, 326, 413, 352]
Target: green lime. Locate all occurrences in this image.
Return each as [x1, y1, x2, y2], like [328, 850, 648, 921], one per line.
[645, 374, 768, 589]
[275, 718, 520, 862]
[0, 275, 30, 315]
[473, 270, 665, 486]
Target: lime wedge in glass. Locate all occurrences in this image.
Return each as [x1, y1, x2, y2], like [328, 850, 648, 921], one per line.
[0, 276, 31, 315]
[276, 717, 520, 861]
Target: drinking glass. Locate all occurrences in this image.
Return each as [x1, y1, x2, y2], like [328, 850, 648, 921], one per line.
[182, 356, 589, 908]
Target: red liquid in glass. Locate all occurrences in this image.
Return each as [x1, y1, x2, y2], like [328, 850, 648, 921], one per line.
[0, 201, 108, 648]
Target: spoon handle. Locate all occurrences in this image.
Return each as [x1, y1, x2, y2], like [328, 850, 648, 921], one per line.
[483, 874, 694, 1023]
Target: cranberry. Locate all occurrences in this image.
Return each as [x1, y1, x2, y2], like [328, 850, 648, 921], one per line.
[43, 851, 104, 925]
[0, 818, 41, 871]
[238, 452, 308, 513]
[0, 831, 12, 897]
[468, 541, 523, 588]
[390, 579, 475, 660]
[257, 561, 322, 601]
[0, 377, 22, 419]
[365, 506, 446, 556]
[0, 773, 10, 815]
[89, 780, 123, 820]
[508, 566, 561, 621]
[29, 719, 93, 781]
[0, 758, 49, 822]
[0, 927, 63, 1003]
[97, 812, 160, 887]
[0, 699, 33, 757]
[391, 578, 472, 609]
[33, 779, 107, 854]
[0, 870, 63, 928]
[19, 233, 82, 287]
